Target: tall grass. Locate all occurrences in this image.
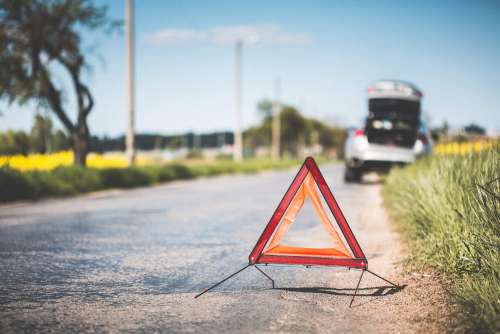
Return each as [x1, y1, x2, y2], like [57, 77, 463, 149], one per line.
[0, 158, 300, 202]
[382, 145, 499, 332]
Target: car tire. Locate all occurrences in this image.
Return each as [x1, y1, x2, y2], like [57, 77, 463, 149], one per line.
[344, 166, 362, 183]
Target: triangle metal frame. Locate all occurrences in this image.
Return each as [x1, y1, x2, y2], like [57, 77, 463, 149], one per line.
[248, 157, 367, 268]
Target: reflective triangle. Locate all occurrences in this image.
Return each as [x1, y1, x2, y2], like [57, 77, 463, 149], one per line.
[249, 157, 367, 268]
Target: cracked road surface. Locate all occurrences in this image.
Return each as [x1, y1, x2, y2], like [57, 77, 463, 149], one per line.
[0, 164, 450, 333]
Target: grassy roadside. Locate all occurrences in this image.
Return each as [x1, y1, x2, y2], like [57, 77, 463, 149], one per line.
[382, 145, 499, 332]
[0, 158, 303, 203]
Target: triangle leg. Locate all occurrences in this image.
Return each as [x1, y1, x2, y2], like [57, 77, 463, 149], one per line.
[349, 269, 365, 307]
[194, 264, 252, 299]
[255, 265, 275, 288]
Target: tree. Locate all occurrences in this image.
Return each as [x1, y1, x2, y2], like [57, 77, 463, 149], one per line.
[309, 119, 347, 158]
[167, 136, 183, 150]
[244, 121, 272, 150]
[279, 106, 309, 156]
[0, 130, 30, 155]
[51, 129, 71, 151]
[244, 99, 277, 153]
[464, 123, 486, 136]
[257, 99, 273, 121]
[248, 99, 348, 158]
[250, 102, 310, 156]
[0, 0, 118, 165]
[30, 113, 53, 153]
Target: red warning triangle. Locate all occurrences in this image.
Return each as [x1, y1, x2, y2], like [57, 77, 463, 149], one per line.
[249, 157, 367, 268]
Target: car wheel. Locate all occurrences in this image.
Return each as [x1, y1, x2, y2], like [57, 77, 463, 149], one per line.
[344, 166, 362, 183]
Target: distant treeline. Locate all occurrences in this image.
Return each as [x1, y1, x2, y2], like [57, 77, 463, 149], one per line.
[89, 132, 234, 153]
[1, 104, 348, 157]
[0, 114, 70, 155]
[0, 112, 234, 155]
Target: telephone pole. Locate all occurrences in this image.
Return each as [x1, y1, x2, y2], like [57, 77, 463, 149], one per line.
[271, 78, 281, 160]
[233, 40, 243, 162]
[126, 0, 136, 165]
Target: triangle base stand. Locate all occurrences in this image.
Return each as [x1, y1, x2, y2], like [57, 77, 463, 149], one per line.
[194, 264, 400, 307]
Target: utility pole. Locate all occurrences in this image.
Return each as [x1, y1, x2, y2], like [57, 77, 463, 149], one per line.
[233, 40, 243, 162]
[126, 0, 136, 165]
[271, 78, 281, 160]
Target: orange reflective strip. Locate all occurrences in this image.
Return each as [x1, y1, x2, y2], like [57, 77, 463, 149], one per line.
[263, 173, 352, 258]
[265, 183, 305, 250]
[303, 175, 351, 256]
[264, 245, 351, 258]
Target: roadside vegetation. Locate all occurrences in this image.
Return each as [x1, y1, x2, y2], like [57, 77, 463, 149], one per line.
[382, 143, 499, 332]
[434, 139, 497, 156]
[0, 150, 155, 171]
[0, 158, 300, 203]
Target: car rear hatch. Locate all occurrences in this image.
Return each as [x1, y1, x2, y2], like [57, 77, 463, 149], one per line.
[365, 98, 420, 148]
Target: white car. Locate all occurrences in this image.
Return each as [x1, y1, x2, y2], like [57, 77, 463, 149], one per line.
[344, 80, 431, 182]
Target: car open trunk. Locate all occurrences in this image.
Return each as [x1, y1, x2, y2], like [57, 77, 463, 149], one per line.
[365, 98, 420, 148]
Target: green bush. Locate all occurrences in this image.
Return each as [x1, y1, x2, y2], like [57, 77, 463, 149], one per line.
[25, 170, 74, 197]
[52, 166, 102, 193]
[98, 168, 152, 189]
[0, 167, 34, 201]
[139, 164, 193, 183]
[382, 145, 499, 332]
[168, 164, 193, 179]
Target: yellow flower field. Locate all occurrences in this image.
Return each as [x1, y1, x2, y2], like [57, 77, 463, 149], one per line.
[0, 139, 497, 172]
[434, 139, 497, 156]
[0, 151, 155, 171]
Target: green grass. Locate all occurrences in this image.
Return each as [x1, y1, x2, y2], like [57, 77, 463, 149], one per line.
[382, 145, 500, 333]
[0, 158, 301, 202]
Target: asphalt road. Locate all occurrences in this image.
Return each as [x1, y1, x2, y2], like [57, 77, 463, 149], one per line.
[0, 164, 448, 333]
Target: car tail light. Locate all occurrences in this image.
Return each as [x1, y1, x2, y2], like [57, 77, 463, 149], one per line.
[354, 129, 365, 137]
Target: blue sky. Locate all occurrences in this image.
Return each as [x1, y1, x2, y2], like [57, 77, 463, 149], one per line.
[1, 0, 499, 136]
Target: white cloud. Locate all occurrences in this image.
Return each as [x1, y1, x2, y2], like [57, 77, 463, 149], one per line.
[143, 24, 312, 46]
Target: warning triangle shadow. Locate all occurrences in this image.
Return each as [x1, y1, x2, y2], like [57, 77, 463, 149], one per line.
[275, 284, 406, 297]
[275, 284, 406, 308]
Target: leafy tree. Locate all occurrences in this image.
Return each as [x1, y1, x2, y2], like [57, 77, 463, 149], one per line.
[244, 121, 271, 150]
[0, 0, 118, 165]
[248, 99, 347, 157]
[167, 136, 183, 150]
[279, 106, 309, 156]
[257, 99, 273, 121]
[0, 130, 30, 155]
[30, 113, 53, 153]
[245, 99, 275, 152]
[250, 102, 305, 156]
[0, 112, 71, 155]
[51, 129, 71, 151]
[309, 119, 347, 158]
[442, 120, 449, 135]
[464, 123, 486, 136]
